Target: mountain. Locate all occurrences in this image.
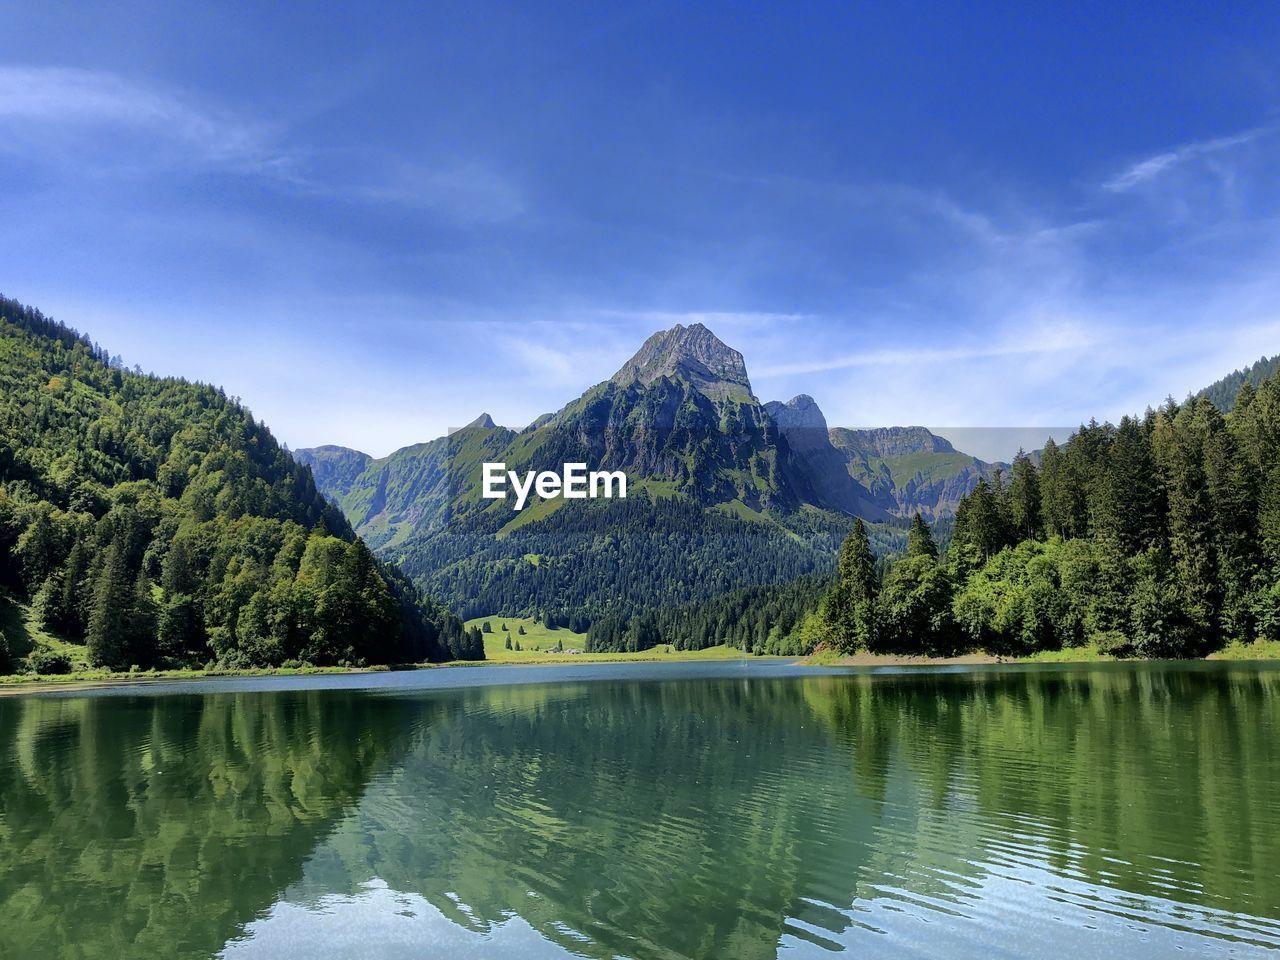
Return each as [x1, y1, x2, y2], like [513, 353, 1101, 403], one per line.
[763, 395, 891, 519]
[611, 322, 753, 401]
[0, 295, 480, 675]
[829, 426, 999, 521]
[299, 324, 852, 622]
[1198, 354, 1280, 412]
[299, 323, 998, 623]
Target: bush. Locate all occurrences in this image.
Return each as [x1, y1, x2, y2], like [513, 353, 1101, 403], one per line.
[27, 647, 73, 675]
[0, 630, 10, 673]
[1092, 630, 1135, 657]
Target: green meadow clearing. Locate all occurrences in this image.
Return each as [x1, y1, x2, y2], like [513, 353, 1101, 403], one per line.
[464, 616, 756, 664]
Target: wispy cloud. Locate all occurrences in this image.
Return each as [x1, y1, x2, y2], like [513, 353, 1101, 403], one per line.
[753, 321, 1103, 377]
[0, 65, 288, 173]
[1102, 127, 1266, 192]
[593, 309, 811, 328]
[0, 65, 524, 224]
[336, 158, 526, 224]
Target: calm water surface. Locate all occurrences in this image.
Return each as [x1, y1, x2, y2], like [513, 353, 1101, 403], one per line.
[1, 660, 1278, 959]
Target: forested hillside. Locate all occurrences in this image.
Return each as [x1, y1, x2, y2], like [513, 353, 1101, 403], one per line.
[400, 491, 885, 623]
[299, 323, 977, 627]
[0, 296, 481, 674]
[1198, 354, 1280, 412]
[589, 370, 1280, 660]
[801, 377, 1280, 659]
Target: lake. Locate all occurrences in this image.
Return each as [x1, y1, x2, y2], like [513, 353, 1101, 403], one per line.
[1, 660, 1278, 959]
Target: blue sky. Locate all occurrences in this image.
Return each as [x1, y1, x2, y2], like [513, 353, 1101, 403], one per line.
[2, 2, 1280, 459]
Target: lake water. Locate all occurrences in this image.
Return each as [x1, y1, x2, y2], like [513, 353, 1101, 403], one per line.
[2, 660, 1278, 959]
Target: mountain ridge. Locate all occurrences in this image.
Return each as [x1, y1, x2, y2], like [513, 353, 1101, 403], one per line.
[296, 322, 1002, 620]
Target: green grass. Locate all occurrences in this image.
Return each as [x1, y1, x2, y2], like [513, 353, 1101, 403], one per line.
[1209, 639, 1280, 661]
[1020, 645, 1116, 663]
[633, 478, 681, 499]
[468, 615, 588, 658]
[710, 499, 770, 524]
[496, 495, 566, 538]
[0, 589, 94, 671]
[465, 615, 757, 664]
[0, 664, 383, 691]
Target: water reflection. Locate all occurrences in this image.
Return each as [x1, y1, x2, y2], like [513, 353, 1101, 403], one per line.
[0, 664, 1278, 959]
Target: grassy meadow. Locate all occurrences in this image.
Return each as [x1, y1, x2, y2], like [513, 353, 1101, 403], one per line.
[464, 615, 756, 664]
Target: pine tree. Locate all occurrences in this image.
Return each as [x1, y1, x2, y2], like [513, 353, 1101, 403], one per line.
[1151, 401, 1219, 652]
[1007, 450, 1041, 542]
[906, 512, 937, 560]
[1039, 437, 1087, 538]
[822, 519, 877, 653]
[87, 542, 133, 669]
[1094, 416, 1161, 552]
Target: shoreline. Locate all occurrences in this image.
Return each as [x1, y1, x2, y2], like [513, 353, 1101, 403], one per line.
[2, 640, 1278, 697]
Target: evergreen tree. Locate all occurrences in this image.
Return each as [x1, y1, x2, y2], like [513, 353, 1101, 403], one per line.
[906, 512, 937, 560]
[1039, 437, 1087, 538]
[1093, 416, 1161, 553]
[1151, 401, 1219, 650]
[86, 542, 133, 669]
[1007, 450, 1041, 542]
[821, 519, 877, 653]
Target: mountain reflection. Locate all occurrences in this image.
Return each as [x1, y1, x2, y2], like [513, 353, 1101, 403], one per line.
[1, 664, 1279, 960]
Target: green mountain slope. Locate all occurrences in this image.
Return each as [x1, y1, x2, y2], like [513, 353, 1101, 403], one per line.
[298, 324, 944, 623]
[1197, 354, 1280, 412]
[0, 295, 480, 673]
[828, 425, 1000, 521]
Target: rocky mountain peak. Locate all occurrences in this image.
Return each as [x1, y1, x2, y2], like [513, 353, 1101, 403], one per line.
[764, 394, 828, 432]
[829, 426, 956, 458]
[464, 413, 497, 430]
[611, 323, 753, 401]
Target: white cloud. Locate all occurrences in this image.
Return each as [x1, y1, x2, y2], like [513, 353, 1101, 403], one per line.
[342, 159, 526, 224]
[753, 322, 1103, 378]
[0, 65, 522, 224]
[593, 309, 811, 328]
[0, 65, 285, 173]
[1102, 127, 1265, 193]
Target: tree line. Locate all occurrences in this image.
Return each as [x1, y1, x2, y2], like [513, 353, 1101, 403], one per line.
[813, 376, 1280, 657]
[0, 296, 481, 673]
[583, 370, 1280, 660]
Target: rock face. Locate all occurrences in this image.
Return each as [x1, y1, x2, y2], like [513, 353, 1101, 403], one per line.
[763, 395, 827, 447]
[463, 413, 497, 430]
[612, 323, 752, 401]
[828, 427, 997, 521]
[764, 396, 891, 520]
[840, 426, 955, 458]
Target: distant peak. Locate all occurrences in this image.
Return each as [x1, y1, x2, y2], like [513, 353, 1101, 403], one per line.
[830, 426, 956, 457]
[465, 413, 497, 430]
[764, 394, 827, 432]
[611, 322, 752, 400]
[765, 395, 830, 453]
